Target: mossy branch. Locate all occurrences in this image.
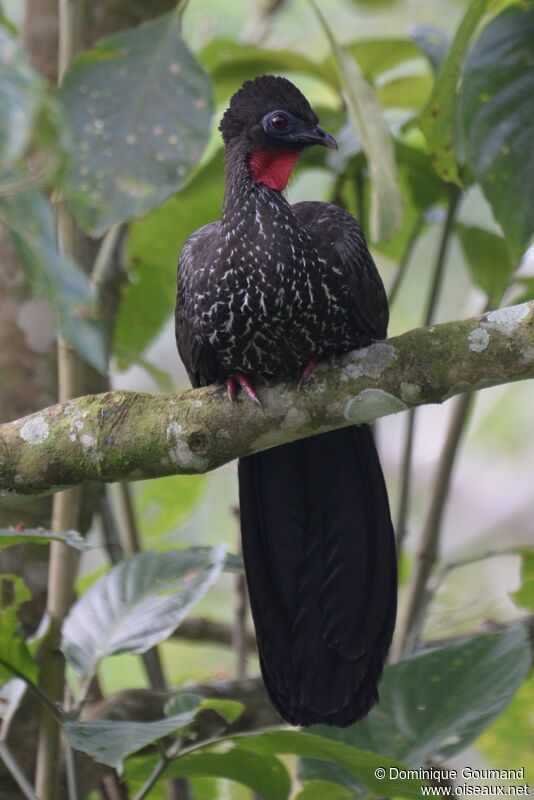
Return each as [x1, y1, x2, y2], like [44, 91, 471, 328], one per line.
[1, 302, 534, 498]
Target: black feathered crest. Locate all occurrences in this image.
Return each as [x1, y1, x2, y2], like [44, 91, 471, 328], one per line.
[219, 75, 317, 144]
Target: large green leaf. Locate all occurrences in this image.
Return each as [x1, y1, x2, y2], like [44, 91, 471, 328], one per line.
[295, 781, 353, 800]
[0, 186, 106, 371]
[0, 575, 38, 684]
[377, 74, 432, 109]
[511, 549, 534, 611]
[234, 730, 424, 798]
[0, 528, 87, 551]
[455, 223, 515, 304]
[66, 693, 203, 773]
[128, 748, 292, 800]
[478, 671, 534, 783]
[421, 0, 491, 185]
[58, 10, 213, 235]
[0, 26, 44, 170]
[459, 4, 534, 258]
[410, 26, 451, 73]
[133, 474, 206, 541]
[61, 545, 226, 678]
[114, 150, 224, 368]
[165, 696, 244, 726]
[301, 626, 531, 791]
[310, 1, 402, 241]
[343, 39, 423, 82]
[199, 38, 327, 103]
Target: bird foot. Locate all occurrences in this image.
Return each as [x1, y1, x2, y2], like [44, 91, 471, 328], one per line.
[226, 373, 262, 407]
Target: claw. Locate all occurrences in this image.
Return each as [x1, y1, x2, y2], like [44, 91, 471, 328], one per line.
[226, 377, 238, 402]
[298, 356, 320, 390]
[235, 372, 262, 407]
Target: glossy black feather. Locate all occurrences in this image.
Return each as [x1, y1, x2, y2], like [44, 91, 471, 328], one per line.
[239, 427, 396, 726]
[175, 75, 397, 727]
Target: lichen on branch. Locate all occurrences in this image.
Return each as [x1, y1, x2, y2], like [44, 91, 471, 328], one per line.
[1, 301, 533, 498]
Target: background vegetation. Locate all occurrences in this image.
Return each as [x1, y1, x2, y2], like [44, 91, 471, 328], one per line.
[0, 0, 533, 798]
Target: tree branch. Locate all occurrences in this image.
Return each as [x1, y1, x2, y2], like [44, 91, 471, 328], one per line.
[1, 302, 533, 497]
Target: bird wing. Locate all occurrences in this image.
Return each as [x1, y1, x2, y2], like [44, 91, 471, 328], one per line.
[176, 221, 220, 387]
[292, 201, 389, 340]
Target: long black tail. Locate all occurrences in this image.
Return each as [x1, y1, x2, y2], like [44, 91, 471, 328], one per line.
[238, 425, 396, 727]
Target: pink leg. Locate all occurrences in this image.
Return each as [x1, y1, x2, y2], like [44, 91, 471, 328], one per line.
[298, 356, 320, 389]
[226, 377, 238, 402]
[235, 372, 262, 407]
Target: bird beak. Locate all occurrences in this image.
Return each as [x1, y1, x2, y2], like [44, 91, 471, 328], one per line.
[293, 124, 338, 150]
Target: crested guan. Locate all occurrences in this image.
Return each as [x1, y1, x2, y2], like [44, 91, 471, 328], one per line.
[175, 75, 397, 727]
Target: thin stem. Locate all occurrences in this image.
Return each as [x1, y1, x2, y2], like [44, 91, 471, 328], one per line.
[423, 187, 461, 326]
[394, 188, 461, 558]
[108, 483, 142, 555]
[388, 213, 424, 307]
[0, 659, 64, 727]
[35, 4, 83, 797]
[65, 741, 82, 800]
[91, 224, 123, 294]
[133, 739, 182, 800]
[0, 741, 41, 800]
[395, 409, 417, 553]
[99, 775, 129, 800]
[430, 548, 520, 598]
[355, 170, 366, 238]
[396, 391, 474, 657]
[107, 484, 166, 690]
[232, 516, 248, 680]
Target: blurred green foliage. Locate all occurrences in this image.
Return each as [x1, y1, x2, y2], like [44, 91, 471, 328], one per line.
[1, 0, 533, 797]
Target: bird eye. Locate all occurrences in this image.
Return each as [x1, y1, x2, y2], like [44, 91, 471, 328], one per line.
[270, 113, 289, 130]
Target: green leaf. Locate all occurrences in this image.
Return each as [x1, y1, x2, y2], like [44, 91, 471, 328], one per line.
[295, 781, 353, 800]
[199, 38, 327, 104]
[455, 223, 514, 303]
[133, 474, 207, 541]
[511, 549, 534, 611]
[0, 186, 106, 371]
[235, 730, 424, 798]
[459, 4, 534, 258]
[421, 0, 491, 185]
[0, 575, 38, 684]
[300, 626, 531, 791]
[66, 696, 203, 773]
[58, 10, 213, 235]
[478, 671, 534, 783]
[0, 528, 87, 551]
[0, 26, 44, 170]
[309, 0, 403, 241]
[200, 699, 245, 725]
[0, 679, 27, 735]
[410, 26, 451, 73]
[343, 39, 423, 81]
[377, 74, 432, 109]
[114, 150, 224, 367]
[61, 545, 226, 678]
[128, 748, 292, 800]
[165, 695, 244, 726]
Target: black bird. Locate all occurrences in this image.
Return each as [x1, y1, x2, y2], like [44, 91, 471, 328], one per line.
[176, 75, 397, 727]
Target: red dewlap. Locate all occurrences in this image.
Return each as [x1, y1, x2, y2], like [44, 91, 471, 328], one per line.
[249, 149, 302, 191]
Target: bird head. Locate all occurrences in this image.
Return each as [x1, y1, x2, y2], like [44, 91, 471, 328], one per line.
[219, 75, 337, 191]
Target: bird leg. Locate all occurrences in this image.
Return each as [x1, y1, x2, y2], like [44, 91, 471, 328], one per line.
[227, 373, 262, 407]
[298, 356, 320, 389]
[226, 377, 238, 402]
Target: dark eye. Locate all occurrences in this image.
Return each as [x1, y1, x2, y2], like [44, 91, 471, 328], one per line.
[270, 113, 288, 130]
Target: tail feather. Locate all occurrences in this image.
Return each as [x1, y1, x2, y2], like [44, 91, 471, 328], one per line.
[238, 425, 396, 727]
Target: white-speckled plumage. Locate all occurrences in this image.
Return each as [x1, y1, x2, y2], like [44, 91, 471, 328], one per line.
[176, 144, 388, 387]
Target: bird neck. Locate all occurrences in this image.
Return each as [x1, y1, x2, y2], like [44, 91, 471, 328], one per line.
[221, 142, 298, 230]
